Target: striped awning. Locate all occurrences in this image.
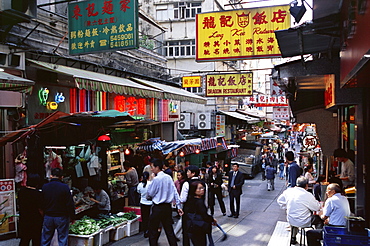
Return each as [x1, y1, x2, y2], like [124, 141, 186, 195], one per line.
[28, 59, 163, 99]
[0, 71, 34, 93]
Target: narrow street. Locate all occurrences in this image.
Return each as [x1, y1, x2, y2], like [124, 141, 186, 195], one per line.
[109, 172, 289, 246]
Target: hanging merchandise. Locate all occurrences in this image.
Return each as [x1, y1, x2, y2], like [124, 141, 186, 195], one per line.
[14, 149, 28, 186]
[44, 150, 63, 178]
[87, 154, 100, 176]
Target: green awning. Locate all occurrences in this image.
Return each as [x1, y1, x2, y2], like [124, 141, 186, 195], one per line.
[130, 78, 207, 104]
[28, 59, 163, 99]
[0, 71, 34, 93]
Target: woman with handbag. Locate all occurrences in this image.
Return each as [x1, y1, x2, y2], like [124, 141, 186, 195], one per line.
[186, 180, 217, 246]
[208, 165, 226, 216]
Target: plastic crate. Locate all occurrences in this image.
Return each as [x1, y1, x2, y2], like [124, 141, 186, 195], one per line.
[324, 226, 347, 235]
[95, 227, 114, 246]
[69, 230, 101, 246]
[109, 222, 127, 241]
[126, 216, 140, 237]
[323, 227, 370, 246]
[123, 206, 142, 222]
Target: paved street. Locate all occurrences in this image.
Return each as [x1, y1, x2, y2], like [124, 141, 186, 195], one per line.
[108, 172, 289, 246]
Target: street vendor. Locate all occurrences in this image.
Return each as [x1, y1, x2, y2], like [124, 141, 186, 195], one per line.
[90, 184, 111, 216]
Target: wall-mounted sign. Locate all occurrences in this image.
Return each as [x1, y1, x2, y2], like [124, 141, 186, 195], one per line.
[302, 135, 318, 150]
[324, 74, 335, 109]
[114, 96, 146, 115]
[196, 5, 290, 61]
[216, 115, 225, 136]
[68, 0, 139, 55]
[245, 95, 288, 107]
[273, 107, 290, 120]
[182, 76, 202, 88]
[0, 179, 16, 236]
[38, 88, 65, 110]
[206, 72, 253, 97]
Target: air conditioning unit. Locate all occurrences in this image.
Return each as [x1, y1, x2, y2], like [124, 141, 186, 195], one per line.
[198, 112, 211, 130]
[178, 113, 191, 130]
[0, 0, 37, 22]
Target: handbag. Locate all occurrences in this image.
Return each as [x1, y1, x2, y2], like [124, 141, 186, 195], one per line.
[186, 212, 211, 234]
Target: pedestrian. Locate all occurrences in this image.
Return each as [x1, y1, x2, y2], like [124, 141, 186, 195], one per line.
[278, 159, 285, 180]
[265, 164, 276, 191]
[146, 159, 183, 246]
[41, 168, 75, 246]
[228, 163, 244, 218]
[137, 171, 152, 238]
[18, 173, 43, 246]
[333, 148, 355, 188]
[174, 170, 186, 195]
[304, 164, 315, 193]
[186, 181, 217, 246]
[90, 183, 111, 216]
[180, 165, 207, 246]
[208, 165, 226, 216]
[313, 175, 326, 201]
[116, 162, 140, 205]
[277, 177, 321, 245]
[286, 151, 302, 187]
[307, 183, 351, 246]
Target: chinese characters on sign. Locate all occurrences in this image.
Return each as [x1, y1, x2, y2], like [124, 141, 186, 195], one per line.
[216, 115, 225, 136]
[302, 136, 317, 150]
[68, 0, 138, 55]
[182, 76, 202, 88]
[196, 5, 290, 61]
[245, 95, 288, 107]
[206, 73, 253, 97]
[273, 107, 290, 120]
[114, 95, 146, 115]
[270, 78, 285, 97]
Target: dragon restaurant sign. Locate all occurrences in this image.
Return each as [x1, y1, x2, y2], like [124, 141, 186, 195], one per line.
[196, 5, 290, 62]
[206, 73, 253, 97]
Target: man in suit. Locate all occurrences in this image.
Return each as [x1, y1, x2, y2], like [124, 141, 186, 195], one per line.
[228, 163, 244, 218]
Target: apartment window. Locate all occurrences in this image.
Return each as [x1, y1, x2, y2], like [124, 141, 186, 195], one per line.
[186, 87, 203, 93]
[174, 2, 201, 20]
[164, 40, 195, 57]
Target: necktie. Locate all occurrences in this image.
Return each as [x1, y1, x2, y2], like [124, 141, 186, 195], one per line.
[230, 172, 236, 187]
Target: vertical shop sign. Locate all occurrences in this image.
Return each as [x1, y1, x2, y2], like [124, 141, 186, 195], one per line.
[206, 73, 253, 97]
[273, 107, 290, 120]
[324, 74, 335, 109]
[196, 5, 290, 61]
[270, 77, 285, 97]
[0, 179, 16, 235]
[216, 115, 225, 136]
[68, 0, 139, 55]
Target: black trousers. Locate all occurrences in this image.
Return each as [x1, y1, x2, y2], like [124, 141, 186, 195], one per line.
[229, 189, 241, 216]
[188, 231, 207, 246]
[209, 188, 226, 214]
[148, 203, 177, 246]
[140, 203, 151, 233]
[306, 229, 322, 246]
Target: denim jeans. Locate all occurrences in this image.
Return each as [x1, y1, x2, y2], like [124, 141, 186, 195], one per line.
[41, 215, 69, 246]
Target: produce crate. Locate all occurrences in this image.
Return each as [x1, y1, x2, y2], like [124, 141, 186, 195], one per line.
[323, 226, 370, 246]
[126, 216, 140, 237]
[109, 222, 128, 241]
[95, 227, 114, 246]
[123, 206, 142, 222]
[324, 226, 347, 235]
[69, 230, 101, 246]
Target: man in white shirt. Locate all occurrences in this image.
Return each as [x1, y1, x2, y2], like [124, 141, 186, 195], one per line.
[277, 177, 320, 245]
[146, 159, 183, 246]
[333, 148, 355, 188]
[306, 183, 351, 246]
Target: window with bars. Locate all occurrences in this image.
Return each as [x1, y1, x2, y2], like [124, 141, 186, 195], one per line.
[163, 40, 196, 57]
[174, 2, 201, 19]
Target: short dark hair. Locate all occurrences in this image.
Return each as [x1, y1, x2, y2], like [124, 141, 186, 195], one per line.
[152, 159, 164, 170]
[232, 163, 239, 167]
[296, 176, 308, 188]
[186, 165, 200, 177]
[333, 148, 347, 158]
[177, 170, 186, 180]
[285, 151, 295, 161]
[51, 168, 63, 178]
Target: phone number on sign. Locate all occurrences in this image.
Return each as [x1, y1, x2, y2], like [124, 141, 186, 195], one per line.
[110, 34, 134, 48]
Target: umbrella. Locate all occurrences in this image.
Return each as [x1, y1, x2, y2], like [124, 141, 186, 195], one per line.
[216, 223, 228, 241]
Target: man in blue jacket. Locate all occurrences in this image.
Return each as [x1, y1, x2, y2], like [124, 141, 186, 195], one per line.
[286, 151, 302, 187]
[41, 168, 75, 246]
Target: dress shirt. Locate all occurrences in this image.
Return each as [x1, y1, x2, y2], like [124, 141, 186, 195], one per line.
[147, 171, 181, 208]
[323, 193, 350, 226]
[277, 187, 320, 227]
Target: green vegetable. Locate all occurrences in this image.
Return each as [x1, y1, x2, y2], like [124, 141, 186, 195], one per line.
[120, 211, 137, 220]
[69, 216, 100, 235]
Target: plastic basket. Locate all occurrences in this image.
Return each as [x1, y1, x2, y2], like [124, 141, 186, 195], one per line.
[109, 222, 127, 241]
[126, 216, 141, 237]
[323, 227, 370, 246]
[323, 226, 347, 235]
[68, 230, 101, 246]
